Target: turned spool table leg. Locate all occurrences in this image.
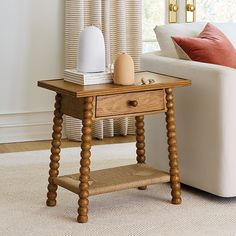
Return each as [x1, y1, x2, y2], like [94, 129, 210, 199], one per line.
[77, 97, 93, 223]
[165, 88, 182, 205]
[46, 93, 63, 207]
[135, 115, 147, 190]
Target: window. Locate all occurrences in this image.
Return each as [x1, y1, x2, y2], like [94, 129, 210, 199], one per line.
[142, 0, 236, 53]
[142, 0, 165, 53]
[196, 0, 236, 22]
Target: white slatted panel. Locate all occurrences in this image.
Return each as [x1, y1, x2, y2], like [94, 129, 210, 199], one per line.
[92, 0, 102, 27]
[64, 0, 141, 141]
[84, 0, 92, 27]
[65, 0, 84, 69]
[116, 0, 127, 52]
[126, 0, 142, 71]
[102, 0, 111, 67]
[103, 119, 114, 137]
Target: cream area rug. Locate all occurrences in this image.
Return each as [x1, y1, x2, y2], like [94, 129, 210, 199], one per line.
[1, 143, 236, 236]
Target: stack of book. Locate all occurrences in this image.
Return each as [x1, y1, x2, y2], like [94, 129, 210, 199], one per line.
[63, 69, 113, 85]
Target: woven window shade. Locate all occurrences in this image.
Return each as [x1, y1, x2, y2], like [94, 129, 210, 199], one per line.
[65, 0, 142, 141]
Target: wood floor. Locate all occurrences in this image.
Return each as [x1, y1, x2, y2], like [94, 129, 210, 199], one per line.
[0, 135, 136, 153]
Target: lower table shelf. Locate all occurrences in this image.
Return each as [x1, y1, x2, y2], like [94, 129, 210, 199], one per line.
[54, 164, 170, 196]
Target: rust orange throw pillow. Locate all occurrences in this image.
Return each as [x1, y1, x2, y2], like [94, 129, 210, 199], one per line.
[172, 23, 236, 69]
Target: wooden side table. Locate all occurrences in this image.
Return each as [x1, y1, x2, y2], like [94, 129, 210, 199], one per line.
[38, 71, 191, 223]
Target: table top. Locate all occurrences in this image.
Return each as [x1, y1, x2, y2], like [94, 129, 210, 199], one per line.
[38, 71, 191, 98]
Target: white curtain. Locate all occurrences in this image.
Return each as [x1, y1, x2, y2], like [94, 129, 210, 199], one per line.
[64, 0, 142, 141]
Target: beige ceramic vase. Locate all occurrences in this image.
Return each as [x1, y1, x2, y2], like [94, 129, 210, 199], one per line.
[113, 53, 135, 85]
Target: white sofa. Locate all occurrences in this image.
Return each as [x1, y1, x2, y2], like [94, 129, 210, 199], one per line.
[141, 22, 236, 197]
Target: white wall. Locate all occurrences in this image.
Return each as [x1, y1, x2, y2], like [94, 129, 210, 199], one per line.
[0, 0, 65, 143]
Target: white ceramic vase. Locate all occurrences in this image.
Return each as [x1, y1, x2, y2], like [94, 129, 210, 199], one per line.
[77, 26, 105, 73]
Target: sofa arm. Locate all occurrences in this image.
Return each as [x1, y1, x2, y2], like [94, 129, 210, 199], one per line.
[141, 51, 236, 82]
[142, 52, 236, 197]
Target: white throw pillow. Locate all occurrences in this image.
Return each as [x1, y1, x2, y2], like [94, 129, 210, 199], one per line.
[154, 22, 206, 58]
[172, 40, 191, 60]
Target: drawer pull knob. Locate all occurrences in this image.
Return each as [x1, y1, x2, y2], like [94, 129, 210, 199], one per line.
[129, 100, 138, 107]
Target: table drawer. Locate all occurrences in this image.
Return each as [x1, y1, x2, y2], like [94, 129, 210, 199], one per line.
[96, 90, 165, 118]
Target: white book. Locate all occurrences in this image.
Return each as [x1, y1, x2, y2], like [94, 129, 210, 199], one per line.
[64, 69, 112, 79]
[63, 68, 113, 85]
[64, 77, 112, 85]
[64, 73, 112, 80]
[65, 77, 112, 83]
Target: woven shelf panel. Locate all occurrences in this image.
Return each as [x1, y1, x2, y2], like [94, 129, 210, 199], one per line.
[54, 164, 170, 196]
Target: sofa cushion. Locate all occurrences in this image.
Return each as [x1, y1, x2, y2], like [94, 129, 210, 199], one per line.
[172, 23, 236, 69]
[154, 23, 205, 58]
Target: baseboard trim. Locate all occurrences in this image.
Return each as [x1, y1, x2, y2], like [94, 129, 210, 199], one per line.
[0, 111, 66, 143]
